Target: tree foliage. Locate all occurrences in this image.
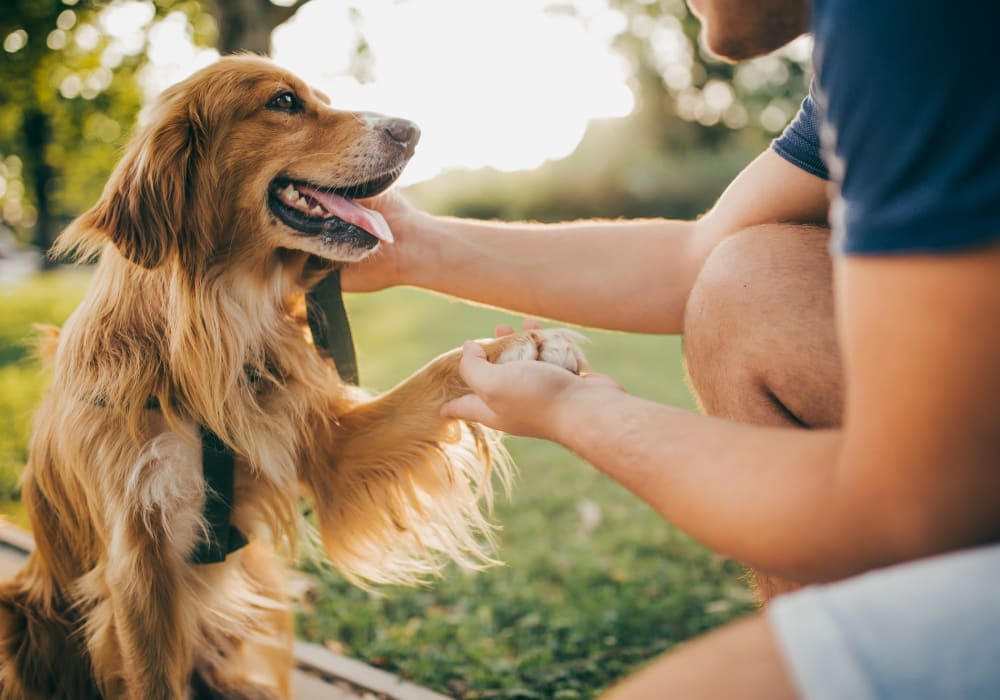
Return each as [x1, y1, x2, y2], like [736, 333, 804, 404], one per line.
[412, 0, 812, 222]
[1, 1, 201, 253]
[2, 1, 122, 252]
[1, 0, 813, 251]
[0, 0, 313, 255]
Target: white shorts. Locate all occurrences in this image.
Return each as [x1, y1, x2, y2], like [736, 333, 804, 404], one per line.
[768, 543, 1000, 699]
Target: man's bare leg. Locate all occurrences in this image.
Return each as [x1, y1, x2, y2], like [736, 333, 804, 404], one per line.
[601, 613, 797, 699]
[598, 229, 833, 696]
[683, 224, 842, 599]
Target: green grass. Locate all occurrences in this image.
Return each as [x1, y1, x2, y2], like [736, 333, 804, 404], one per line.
[0, 270, 92, 508]
[0, 272, 755, 698]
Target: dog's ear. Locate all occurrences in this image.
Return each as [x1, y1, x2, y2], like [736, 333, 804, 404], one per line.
[62, 99, 203, 269]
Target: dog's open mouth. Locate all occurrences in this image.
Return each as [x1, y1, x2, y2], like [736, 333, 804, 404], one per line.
[268, 171, 398, 248]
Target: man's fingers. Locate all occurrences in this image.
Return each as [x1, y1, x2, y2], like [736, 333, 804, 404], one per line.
[457, 341, 501, 395]
[463, 340, 488, 360]
[443, 343, 503, 425]
[495, 320, 541, 338]
[441, 394, 497, 424]
[496, 319, 542, 338]
[356, 190, 391, 211]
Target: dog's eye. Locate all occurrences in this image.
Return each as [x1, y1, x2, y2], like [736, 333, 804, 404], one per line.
[267, 91, 302, 113]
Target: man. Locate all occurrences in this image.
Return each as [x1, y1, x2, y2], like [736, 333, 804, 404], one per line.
[347, 1, 1000, 696]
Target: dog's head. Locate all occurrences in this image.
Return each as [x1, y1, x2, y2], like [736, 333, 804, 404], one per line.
[60, 55, 418, 271]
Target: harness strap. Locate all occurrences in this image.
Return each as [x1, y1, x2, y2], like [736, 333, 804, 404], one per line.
[189, 426, 249, 564]
[306, 268, 360, 385]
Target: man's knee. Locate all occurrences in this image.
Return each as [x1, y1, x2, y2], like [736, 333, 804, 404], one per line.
[683, 224, 841, 427]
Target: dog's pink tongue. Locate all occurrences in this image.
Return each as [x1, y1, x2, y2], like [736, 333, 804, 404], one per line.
[299, 185, 394, 243]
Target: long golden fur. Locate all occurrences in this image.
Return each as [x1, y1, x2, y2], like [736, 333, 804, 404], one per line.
[0, 56, 584, 699]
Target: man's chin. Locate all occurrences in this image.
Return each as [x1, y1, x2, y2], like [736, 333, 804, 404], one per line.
[695, 0, 810, 63]
[702, 25, 805, 62]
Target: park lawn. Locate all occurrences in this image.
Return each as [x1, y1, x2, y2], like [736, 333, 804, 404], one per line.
[0, 270, 94, 514]
[0, 271, 755, 698]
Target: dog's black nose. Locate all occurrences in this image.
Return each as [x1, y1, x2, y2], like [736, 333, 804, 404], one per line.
[383, 118, 420, 157]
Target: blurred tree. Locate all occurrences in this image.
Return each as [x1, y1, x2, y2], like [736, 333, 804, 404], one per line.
[208, 0, 310, 54]
[0, 0, 129, 262]
[411, 1, 812, 222]
[1, 0, 812, 252]
[1, 1, 174, 258]
[548, 0, 811, 145]
[0, 0, 316, 260]
[609, 0, 811, 142]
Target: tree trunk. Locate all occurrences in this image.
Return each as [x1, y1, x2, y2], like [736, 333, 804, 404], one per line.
[23, 109, 56, 268]
[207, 0, 312, 55]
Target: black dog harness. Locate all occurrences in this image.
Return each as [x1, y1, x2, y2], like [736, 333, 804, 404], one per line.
[191, 424, 250, 563]
[158, 270, 357, 565]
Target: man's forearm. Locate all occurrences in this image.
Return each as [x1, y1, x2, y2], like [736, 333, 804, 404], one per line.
[375, 149, 830, 332]
[549, 384, 931, 583]
[404, 216, 713, 334]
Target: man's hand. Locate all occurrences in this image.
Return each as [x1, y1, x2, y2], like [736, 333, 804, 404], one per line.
[342, 189, 427, 292]
[441, 338, 623, 440]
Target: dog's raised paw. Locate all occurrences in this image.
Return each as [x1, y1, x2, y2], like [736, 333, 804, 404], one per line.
[494, 328, 588, 374]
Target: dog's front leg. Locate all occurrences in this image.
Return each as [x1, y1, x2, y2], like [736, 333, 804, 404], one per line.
[104, 533, 196, 700]
[302, 328, 585, 584]
[97, 429, 208, 700]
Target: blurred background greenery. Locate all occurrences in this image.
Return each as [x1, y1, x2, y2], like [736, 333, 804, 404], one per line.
[0, 1, 809, 697]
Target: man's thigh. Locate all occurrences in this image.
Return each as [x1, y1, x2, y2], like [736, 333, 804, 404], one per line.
[683, 224, 842, 428]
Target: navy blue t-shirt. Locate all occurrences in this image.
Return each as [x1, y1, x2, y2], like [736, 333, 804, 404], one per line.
[772, 1, 1000, 255]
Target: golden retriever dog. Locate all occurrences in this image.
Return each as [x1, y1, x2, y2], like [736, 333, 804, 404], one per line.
[0, 55, 585, 699]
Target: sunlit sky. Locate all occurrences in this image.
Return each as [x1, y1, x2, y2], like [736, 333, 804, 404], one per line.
[132, 0, 635, 185]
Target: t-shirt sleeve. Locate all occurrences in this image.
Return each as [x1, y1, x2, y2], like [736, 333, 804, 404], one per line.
[815, 0, 1000, 255]
[771, 84, 829, 181]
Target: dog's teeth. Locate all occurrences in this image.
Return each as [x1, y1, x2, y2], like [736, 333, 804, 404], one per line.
[297, 196, 308, 207]
[312, 205, 325, 215]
